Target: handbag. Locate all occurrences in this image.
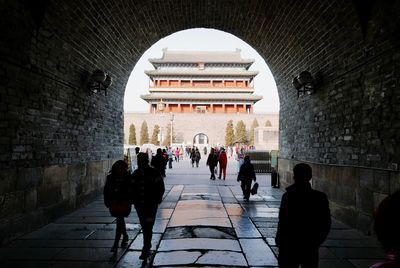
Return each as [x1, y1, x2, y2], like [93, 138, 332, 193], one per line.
[250, 182, 259, 195]
[110, 201, 131, 217]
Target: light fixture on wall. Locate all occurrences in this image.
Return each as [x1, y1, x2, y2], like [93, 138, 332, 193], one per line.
[292, 71, 320, 98]
[88, 69, 112, 95]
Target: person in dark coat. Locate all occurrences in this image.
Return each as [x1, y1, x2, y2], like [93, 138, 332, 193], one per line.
[237, 155, 256, 200]
[132, 152, 165, 260]
[218, 148, 228, 180]
[275, 163, 331, 268]
[103, 160, 132, 252]
[370, 190, 400, 268]
[190, 147, 196, 167]
[206, 148, 218, 180]
[194, 147, 201, 167]
[151, 148, 167, 178]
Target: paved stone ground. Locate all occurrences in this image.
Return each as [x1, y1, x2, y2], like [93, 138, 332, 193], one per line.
[1, 157, 385, 267]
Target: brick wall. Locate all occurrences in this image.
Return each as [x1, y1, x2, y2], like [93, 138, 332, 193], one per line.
[0, 0, 399, 242]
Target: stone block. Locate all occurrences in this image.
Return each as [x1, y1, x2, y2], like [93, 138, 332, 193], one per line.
[373, 170, 390, 194]
[360, 168, 374, 191]
[390, 171, 400, 193]
[339, 166, 359, 188]
[67, 163, 86, 183]
[43, 165, 68, 187]
[356, 188, 374, 214]
[336, 186, 356, 207]
[330, 202, 358, 228]
[24, 188, 37, 211]
[0, 168, 17, 195]
[37, 185, 62, 207]
[16, 167, 43, 190]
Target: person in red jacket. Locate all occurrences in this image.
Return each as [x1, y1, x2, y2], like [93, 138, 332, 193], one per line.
[218, 148, 228, 180]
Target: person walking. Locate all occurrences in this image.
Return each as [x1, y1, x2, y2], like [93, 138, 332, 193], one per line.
[237, 155, 256, 201]
[103, 160, 132, 252]
[151, 148, 167, 178]
[174, 148, 180, 162]
[167, 148, 173, 169]
[275, 163, 331, 268]
[194, 147, 201, 168]
[132, 153, 165, 260]
[206, 148, 218, 180]
[190, 147, 196, 167]
[218, 148, 228, 180]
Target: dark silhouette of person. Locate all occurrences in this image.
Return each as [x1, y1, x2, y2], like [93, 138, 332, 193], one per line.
[103, 160, 132, 252]
[132, 153, 165, 260]
[206, 147, 218, 180]
[271, 167, 279, 188]
[275, 163, 331, 268]
[237, 155, 256, 201]
[194, 147, 201, 167]
[218, 148, 228, 180]
[370, 190, 400, 268]
[151, 148, 167, 178]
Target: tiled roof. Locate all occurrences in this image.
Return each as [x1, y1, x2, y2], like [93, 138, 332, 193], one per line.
[145, 69, 258, 77]
[149, 49, 254, 64]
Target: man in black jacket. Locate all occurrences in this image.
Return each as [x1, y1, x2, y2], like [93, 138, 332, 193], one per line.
[132, 153, 165, 260]
[275, 163, 331, 268]
[151, 148, 167, 178]
[237, 155, 256, 200]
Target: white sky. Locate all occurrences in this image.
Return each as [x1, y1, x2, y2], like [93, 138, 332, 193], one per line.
[124, 28, 280, 113]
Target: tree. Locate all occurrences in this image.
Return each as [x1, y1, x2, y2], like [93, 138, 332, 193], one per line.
[235, 120, 247, 144]
[151, 124, 160, 145]
[163, 123, 175, 146]
[265, 120, 272, 127]
[140, 121, 149, 145]
[128, 124, 137, 145]
[249, 118, 259, 146]
[225, 120, 235, 146]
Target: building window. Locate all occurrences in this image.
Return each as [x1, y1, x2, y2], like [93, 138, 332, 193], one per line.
[196, 106, 207, 113]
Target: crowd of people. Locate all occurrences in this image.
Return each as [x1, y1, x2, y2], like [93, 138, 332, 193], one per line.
[112, 145, 399, 267]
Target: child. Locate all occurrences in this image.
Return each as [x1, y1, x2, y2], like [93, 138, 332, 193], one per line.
[104, 160, 132, 252]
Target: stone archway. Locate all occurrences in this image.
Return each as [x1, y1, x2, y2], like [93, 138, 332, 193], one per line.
[193, 133, 209, 151]
[1, 0, 399, 243]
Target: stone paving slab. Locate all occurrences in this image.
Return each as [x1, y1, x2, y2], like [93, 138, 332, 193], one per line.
[153, 251, 203, 266]
[115, 251, 146, 268]
[240, 238, 278, 266]
[130, 233, 162, 250]
[53, 247, 126, 261]
[0, 247, 63, 261]
[229, 216, 262, 238]
[197, 251, 248, 266]
[158, 238, 242, 252]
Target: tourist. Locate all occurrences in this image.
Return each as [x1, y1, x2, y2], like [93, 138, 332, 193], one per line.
[370, 190, 400, 268]
[103, 160, 132, 252]
[237, 155, 256, 201]
[203, 146, 208, 155]
[174, 148, 180, 162]
[194, 147, 201, 167]
[206, 148, 218, 180]
[218, 148, 228, 180]
[271, 167, 279, 188]
[190, 147, 196, 167]
[151, 148, 167, 178]
[132, 153, 165, 260]
[167, 147, 173, 169]
[275, 163, 331, 268]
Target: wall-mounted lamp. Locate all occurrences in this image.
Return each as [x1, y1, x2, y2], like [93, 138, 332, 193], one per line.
[88, 69, 112, 96]
[292, 71, 320, 98]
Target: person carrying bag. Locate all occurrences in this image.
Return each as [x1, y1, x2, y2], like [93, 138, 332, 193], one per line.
[104, 160, 133, 252]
